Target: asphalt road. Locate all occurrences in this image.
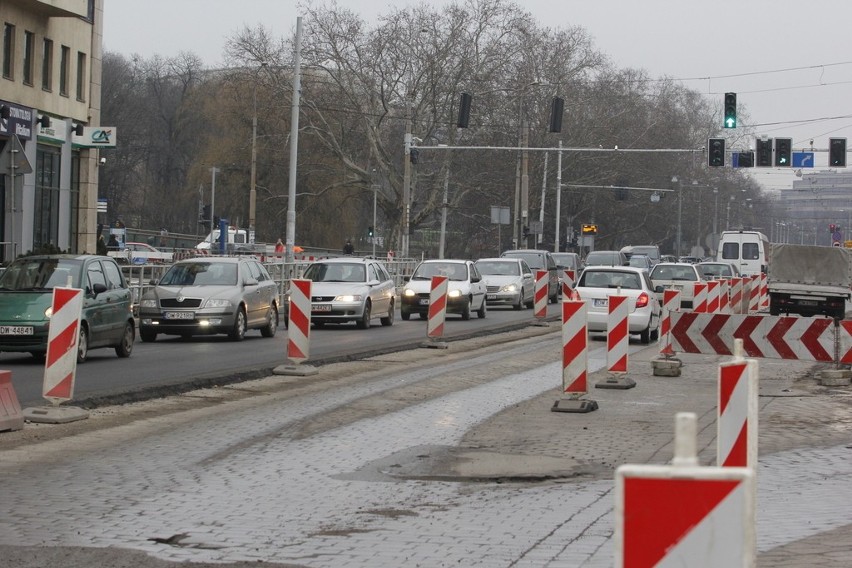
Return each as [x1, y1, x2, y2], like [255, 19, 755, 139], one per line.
[3, 303, 563, 408]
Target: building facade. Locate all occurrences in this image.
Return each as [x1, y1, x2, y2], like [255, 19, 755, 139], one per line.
[0, 0, 102, 262]
[776, 170, 852, 246]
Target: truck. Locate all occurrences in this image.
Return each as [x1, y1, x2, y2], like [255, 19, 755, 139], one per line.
[196, 227, 250, 252]
[767, 243, 852, 319]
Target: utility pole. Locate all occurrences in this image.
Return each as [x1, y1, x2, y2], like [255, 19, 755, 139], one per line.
[554, 141, 562, 253]
[285, 17, 302, 265]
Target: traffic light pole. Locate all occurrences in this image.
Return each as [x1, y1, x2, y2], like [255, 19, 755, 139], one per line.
[554, 140, 562, 253]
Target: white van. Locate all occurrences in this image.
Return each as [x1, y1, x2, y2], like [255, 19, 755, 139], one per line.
[716, 230, 769, 276]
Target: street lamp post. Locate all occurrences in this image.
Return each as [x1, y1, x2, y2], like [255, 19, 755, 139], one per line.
[672, 176, 682, 258]
[249, 62, 267, 245]
[209, 166, 219, 249]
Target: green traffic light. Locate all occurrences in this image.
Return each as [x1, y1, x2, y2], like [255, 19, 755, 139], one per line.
[724, 117, 736, 129]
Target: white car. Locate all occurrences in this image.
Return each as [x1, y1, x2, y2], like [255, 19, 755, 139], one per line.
[401, 259, 487, 320]
[475, 257, 535, 310]
[575, 266, 661, 344]
[649, 262, 705, 309]
[301, 257, 396, 329]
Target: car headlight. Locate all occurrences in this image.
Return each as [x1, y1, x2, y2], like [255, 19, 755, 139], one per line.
[447, 289, 462, 298]
[501, 284, 518, 293]
[140, 299, 157, 308]
[44, 307, 53, 318]
[403, 289, 416, 297]
[205, 298, 233, 308]
[334, 294, 362, 302]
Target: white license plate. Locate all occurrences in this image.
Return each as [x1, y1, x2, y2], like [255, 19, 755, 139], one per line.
[798, 300, 818, 306]
[486, 294, 497, 300]
[0, 325, 34, 335]
[164, 311, 195, 320]
[594, 299, 608, 307]
[419, 298, 430, 306]
[312, 304, 332, 312]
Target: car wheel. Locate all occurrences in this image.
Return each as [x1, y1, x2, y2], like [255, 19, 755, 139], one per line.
[401, 308, 411, 321]
[115, 321, 134, 358]
[228, 307, 247, 341]
[139, 327, 157, 343]
[461, 299, 471, 320]
[477, 296, 487, 318]
[77, 325, 89, 364]
[380, 300, 395, 326]
[525, 295, 535, 309]
[261, 305, 279, 338]
[356, 301, 372, 329]
[513, 295, 522, 310]
[639, 325, 651, 345]
[650, 324, 659, 342]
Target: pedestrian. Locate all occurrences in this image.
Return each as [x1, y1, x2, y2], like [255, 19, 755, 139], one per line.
[343, 239, 355, 255]
[274, 238, 285, 255]
[107, 234, 119, 251]
[97, 234, 107, 256]
[159, 227, 168, 248]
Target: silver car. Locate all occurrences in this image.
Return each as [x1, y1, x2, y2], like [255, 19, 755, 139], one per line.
[301, 257, 396, 329]
[138, 257, 279, 342]
[475, 257, 534, 310]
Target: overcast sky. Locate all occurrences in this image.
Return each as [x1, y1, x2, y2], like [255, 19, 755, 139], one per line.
[103, 0, 852, 191]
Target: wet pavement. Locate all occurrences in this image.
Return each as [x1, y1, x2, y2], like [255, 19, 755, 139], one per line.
[0, 323, 850, 567]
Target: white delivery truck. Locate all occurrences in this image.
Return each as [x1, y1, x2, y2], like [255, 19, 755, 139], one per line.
[716, 230, 769, 276]
[767, 243, 852, 319]
[196, 227, 249, 252]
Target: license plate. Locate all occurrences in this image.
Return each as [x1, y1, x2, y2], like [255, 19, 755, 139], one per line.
[164, 311, 195, 320]
[594, 299, 608, 307]
[486, 294, 497, 300]
[419, 298, 430, 306]
[312, 304, 332, 312]
[0, 325, 34, 335]
[798, 300, 818, 306]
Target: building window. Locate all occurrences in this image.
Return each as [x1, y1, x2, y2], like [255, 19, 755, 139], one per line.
[23, 30, 34, 85]
[59, 45, 69, 96]
[35, 145, 62, 250]
[41, 38, 52, 91]
[2, 23, 14, 80]
[76, 51, 86, 101]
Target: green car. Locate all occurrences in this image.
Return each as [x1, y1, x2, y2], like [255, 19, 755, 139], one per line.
[0, 255, 136, 362]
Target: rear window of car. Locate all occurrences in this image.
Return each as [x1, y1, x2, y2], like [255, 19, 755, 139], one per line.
[476, 261, 520, 276]
[502, 251, 546, 269]
[580, 270, 641, 290]
[650, 265, 699, 281]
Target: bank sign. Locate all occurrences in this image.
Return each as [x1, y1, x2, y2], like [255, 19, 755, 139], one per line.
[73, 126, 117, 148]
[0, 101, 33, 141]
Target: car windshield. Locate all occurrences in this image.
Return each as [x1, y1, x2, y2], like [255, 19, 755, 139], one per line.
[628, 255, 650, 268]
[585, 253, 618, 265]
[551, 254, 575, 268]
[631, 246, 660, 261]
[0, 258, 83, 291]
[160, 262, 238, 286]
[580, 270, 641, 290]
[303, 262, 366, 283]
[503, 252, 543, 269]
[651, 265, 699, 281]
[699, 264, 730, 278]
[412, 262, 467, 281]
[475, 261, 520, 276]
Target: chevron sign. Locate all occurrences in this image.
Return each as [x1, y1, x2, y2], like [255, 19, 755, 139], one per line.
[671, 312, 834, 361]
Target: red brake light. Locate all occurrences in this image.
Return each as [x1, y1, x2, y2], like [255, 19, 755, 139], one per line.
[635, 292, 649, 308]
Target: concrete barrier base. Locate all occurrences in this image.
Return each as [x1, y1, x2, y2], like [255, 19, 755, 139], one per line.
[818, 369, 851, 387]
[595, 375, 636, 390]
[651, 357, 683, 377]
[23, 405, 89, 424]
[273, 364, 319, 376]
[551, 398, 599, 413]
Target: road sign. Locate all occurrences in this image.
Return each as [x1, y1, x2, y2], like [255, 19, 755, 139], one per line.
[0, 134, 33, 174]
[97, 198, 108, 213]
[792, 152, 814, 168]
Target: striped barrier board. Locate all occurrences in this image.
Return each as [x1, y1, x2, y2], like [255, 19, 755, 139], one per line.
[719, 279, 730, 314]
[671, 312, 834, 362]
[427, 276, 449, 338]
[659, 289, 681, 356]
[692, 282, 707, 313]
[729, 277, 743, 314]
[533, 270, 548, 319]
[42, 287, 84, 403]
[561, 300, 588, 395]
[706, 280, 720, 313]
[286, 279, 311, 363]
[718, 355, 759, 468]
[608, 295, 629, 373]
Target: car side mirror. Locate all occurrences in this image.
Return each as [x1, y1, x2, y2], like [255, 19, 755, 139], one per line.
[149, 279, 158, 286]
[367, 279, 380, 286]
[403, 275, 411, 282]
[471, 274, 481, 283]
[655, 285, 664, 293]
[244, 277, 259, 287]
[92, 282, 108, 296]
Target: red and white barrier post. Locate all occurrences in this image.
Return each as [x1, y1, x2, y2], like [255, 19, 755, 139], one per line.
[760, 272, 769, 311]
[421, 275, 449, 349]
[692, 282, 708, 313]
[748, 275, 761, 313]
[533, 270, 549, 324]
[615, 412, 756, 568]
[719, 278, 730, 314]
[561, 273, 579, 303]
[23, 287, 90, 424]
[718, 339, 759, 469]
[0, 371, 24, 431]
[729, 277, 743, 314]
[552, 300, 598, 413]
[706, 280, 720, 313]
[651, 288, 683, 376]
[596, 293, 636, 389]
[274, 279, 318, 376]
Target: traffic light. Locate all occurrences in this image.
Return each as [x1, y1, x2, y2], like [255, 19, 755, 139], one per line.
[708, 138, 725, 167]
[774, 138, 792, 166]
[457, 92, 472, 128]
[367, 225, 374, 237]
[522, 225, 530, 239]
[737, 151, 754, 168]
[756, 138, 772, 167]
[829, 137, 847, 167]
[723, 92, 737, 129]
[581, 224, 598, 235]
[409, 148, 419, 164]
[199, 204, 211, 225]
[549, 96, 564, 133]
